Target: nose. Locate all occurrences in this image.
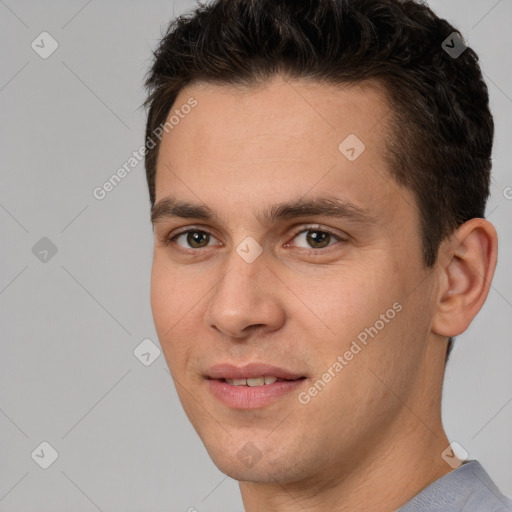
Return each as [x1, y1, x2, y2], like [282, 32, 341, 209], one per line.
[203, 249, 286, 340]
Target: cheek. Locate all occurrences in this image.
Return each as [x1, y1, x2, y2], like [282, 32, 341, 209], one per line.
[150, 262, 172, 334]
[150, 261, 188, 355]
[150, 259, 205, 371]
[150, 256, 197, 330]
[291, 261, 416, 396]
[294, 264, 395, 339]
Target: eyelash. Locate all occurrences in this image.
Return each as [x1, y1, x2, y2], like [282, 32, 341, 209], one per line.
[165, 225, 346, 255]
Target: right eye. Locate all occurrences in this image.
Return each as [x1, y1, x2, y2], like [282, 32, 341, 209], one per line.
[168, 229, 220, 252]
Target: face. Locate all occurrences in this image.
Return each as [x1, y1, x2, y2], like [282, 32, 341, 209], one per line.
[150, 76, 439, 484]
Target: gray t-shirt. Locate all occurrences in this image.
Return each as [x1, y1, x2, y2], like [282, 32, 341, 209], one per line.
[397, 460, 512, 511]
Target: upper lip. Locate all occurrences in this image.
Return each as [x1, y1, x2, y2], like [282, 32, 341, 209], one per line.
[206, 363, 305, 380]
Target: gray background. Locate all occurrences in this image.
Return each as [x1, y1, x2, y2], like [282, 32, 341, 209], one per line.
[0, 0, 510, 510]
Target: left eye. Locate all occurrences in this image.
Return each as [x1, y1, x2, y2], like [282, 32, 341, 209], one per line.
[168, 227, 343, 251]
[287, 228, 342, 250]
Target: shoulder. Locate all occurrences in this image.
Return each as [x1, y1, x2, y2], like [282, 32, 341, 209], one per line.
[397, 460, 512, 512]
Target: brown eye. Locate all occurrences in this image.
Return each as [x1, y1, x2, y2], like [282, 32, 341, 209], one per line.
[187, 231, 210, 248]
[291, 228, 341, 250]
[305, 230, 331, 248]
[172, 230, 215, 249]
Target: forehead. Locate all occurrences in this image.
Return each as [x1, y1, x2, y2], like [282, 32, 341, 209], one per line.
[160, 76, 390, 162]
[153, 76, 407, 225]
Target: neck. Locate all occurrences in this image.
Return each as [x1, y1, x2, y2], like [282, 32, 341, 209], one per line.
[239, 340, 453, 511]
[239, 416, 452, 512]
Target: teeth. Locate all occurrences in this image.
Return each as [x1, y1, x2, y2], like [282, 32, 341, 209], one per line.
[247, 377, 265, 387]
[225, 376, 279, 386]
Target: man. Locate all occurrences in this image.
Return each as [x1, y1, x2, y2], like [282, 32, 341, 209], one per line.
[143, 0, 511, 510]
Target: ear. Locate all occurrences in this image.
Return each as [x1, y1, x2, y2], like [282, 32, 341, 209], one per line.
[432, 218, 498, 337]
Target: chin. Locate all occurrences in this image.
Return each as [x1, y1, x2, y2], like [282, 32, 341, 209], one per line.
[204, 441, 313, 484]
[217, 463, 275, 483]
[213, 458, 296, 484]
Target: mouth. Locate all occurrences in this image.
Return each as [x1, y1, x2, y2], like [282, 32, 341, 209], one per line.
[221, 376, 302, 386]
[206, 362, 306, 381]
[205, 363, 307, 409]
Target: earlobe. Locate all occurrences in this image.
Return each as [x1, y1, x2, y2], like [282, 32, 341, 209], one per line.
[432, 218, 498, 337]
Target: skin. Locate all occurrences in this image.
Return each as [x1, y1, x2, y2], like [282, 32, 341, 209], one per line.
[150, 75, 498, 511]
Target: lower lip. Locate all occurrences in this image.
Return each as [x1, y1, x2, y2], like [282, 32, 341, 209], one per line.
[207, 378, 306, 409]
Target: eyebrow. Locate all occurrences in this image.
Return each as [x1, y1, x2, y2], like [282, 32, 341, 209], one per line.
[151, 195, 376, 227]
